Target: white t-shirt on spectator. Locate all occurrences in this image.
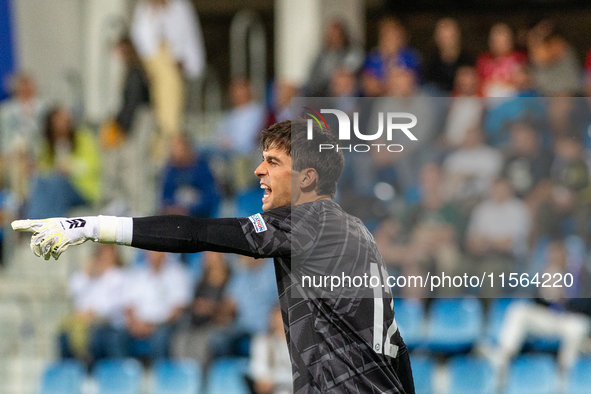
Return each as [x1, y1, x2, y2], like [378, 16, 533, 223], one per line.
[69, 267, 126, 326]
[249, 334, 292, 391]
[444, 145, 503, 199]
[217, 102, 266, 155]
[123, 259, 192, 324]
[0, 98, 45, 156]
[444, 97, 484, 147]
[467, 196, 531, 256]
[131, 0, 205, 78]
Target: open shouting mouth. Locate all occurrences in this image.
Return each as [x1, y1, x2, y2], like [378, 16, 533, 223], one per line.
[261, 183, 272, 203]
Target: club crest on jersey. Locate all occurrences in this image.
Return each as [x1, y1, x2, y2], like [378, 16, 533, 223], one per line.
[248, 213, 267, 233]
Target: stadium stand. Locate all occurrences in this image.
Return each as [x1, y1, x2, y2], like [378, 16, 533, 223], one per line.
[410, 356, 435, 394]
[39, 360, 84, 394]
[152, 359, 202, 394]
[566, 357, 591, 394]
[205, 357, 249, 394]
[504, 354, 558, 394]
[447, 356, 496, 394]
[427, 298, 483, 354]
[393, 298, 426, 350]
[93, 358, 143, 394]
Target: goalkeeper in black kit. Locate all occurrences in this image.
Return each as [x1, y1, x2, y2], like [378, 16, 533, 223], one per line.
[14, 119, 415, 394]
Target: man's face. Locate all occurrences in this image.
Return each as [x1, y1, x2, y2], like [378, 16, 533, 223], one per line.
[254, 147, 293, 211]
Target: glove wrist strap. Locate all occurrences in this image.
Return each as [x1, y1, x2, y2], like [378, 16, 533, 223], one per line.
[97, 216, 133, 245]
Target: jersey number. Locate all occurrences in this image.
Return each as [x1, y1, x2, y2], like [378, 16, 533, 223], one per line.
[370, 262, 399, 358]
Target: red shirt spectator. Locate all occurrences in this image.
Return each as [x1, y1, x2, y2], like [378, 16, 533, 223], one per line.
[476, 23, 527, 97]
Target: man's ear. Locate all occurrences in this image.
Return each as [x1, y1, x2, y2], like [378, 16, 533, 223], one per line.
[300, 168, 318, 192]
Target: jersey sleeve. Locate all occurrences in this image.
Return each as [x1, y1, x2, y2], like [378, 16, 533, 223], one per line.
[131, 215, 257, 257]
[237, 206, 292, 258]
[237, 204, 321, 259]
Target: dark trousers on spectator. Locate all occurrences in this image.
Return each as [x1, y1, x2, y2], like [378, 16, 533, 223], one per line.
[91, 324, 174, 361]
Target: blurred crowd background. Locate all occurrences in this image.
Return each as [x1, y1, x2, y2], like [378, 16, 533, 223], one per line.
[2, 0, 591, 393]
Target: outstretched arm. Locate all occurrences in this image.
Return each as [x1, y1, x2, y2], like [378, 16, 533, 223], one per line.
[132, 215, 255, 256]
[12, 215, 258, 260]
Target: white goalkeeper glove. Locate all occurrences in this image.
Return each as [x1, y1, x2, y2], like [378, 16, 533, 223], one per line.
[12, 216, 132, 260]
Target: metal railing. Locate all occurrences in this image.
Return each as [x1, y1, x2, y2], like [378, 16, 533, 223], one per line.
[229, 9, 267, 102]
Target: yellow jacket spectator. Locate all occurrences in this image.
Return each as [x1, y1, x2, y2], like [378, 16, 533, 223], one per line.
[27, 108, 101, 219]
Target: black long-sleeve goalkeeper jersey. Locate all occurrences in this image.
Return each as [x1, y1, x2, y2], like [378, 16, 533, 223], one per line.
[131, 200, 414, 394]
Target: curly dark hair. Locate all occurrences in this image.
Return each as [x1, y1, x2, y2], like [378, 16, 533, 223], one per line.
[260, 118, 344, 198]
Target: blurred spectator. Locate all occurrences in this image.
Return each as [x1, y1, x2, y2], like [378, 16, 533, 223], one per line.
[173, 252, 231, 365]
[338, 137, 399, 225]
[548, 97, 578, 139]
[551, 136, 589, 192]
[551, 136, 591, 242]
[60, 244, 126, 364]
[425, 18, 473, 94]
[387, 65, 420, 98]
[209, 256, 277, 360]
[362, 16, 420, 96]
[360, 68, 384, 98]
[546, 97, 591, 160]
[305, 20, 363, 97]
[218, 78, 266, 154]
[465, 178, 531, 296]
[268, 80, 298, 124]
[528, 20, 581, 96]
[443, 127, 503, 204]
[116, 251, 191, 361]
[101, 36, 153, 213]
[442, 66, 484, 149]
[451, 65, 480, 97]
[476, 23, 527, 97]
[484, 94, 546, 148]
[530, 180, 580, 244]
[0, 72, 45, 155]
[0, 72, 46, 199]
[402, 163, 464, 296]
[161, 134, 220, 217]
[512, 64, 540, 97]
[246, 306, 292, 394]
[131, 0, 205, 137]
[100, 36, 151, 148]
[217, 77, 267, 193]
[502, 122, 553, 199]
[493, 240, 591, 372]
[373, 216, 409, 276]
[585, 49, 591, 97]
[329, 67, 360, 113]
[26, 107, 100, 219]
[466, 177, 531, 260]
[375, 65, 437, 189]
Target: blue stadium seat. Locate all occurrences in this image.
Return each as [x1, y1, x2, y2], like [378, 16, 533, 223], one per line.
[486, 298, 530, 345]
[447, 356, 496, 394]
[393, 298, 425, 349]
[504, 354, 558, 394]
[427, 298, 483, 353]
[528, 336, 561, 353]
[205, 357, 249, 394]
[152, 359, 201, 394]
[40, 360, 85, 394]
[411, 356, 435, 394]
[94, 358, 143, 394]
[566, 357, 591, 394]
